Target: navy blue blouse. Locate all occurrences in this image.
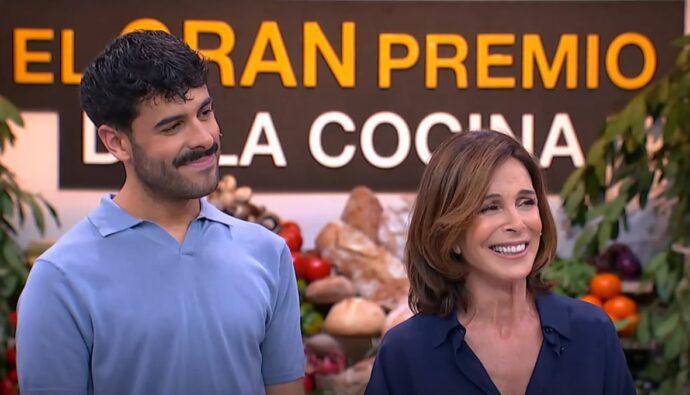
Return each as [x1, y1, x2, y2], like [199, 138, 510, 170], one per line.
[364, 292, 635, 395]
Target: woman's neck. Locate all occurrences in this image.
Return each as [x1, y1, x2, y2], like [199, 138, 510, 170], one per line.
[458, 275, 537, 334]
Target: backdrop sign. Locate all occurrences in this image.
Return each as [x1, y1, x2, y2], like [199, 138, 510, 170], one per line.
[0, 1, 684, 192]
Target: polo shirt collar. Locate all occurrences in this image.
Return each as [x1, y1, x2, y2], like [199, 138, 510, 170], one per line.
[89, 195, 144, 237]
[197, 198, 235, 227]
[428, 291, 572, 348]
[89, 195, 234, 237]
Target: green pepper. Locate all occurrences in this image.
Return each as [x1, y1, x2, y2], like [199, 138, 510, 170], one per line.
[301, 310, 324, 336]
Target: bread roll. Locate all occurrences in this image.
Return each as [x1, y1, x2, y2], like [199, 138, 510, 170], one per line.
[305, 275, 357, 304]
[324, 297, 386, 336]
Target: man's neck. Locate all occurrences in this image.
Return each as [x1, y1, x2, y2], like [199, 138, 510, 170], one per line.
[113, 181, 201, 240]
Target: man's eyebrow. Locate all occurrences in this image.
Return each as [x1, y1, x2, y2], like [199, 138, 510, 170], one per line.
[153, 97, 213, 129]
[154, 114, 185, 129]
[198, 96, 213, 111]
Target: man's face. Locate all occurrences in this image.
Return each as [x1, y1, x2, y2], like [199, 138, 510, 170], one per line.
[127, 86, 221, 200]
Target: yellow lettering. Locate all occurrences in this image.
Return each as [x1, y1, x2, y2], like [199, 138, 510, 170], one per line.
[303, 22, 355, 88]
[61, 29, 82, 85]
[240, 21, 296, 88]
[522, 34, 577, 89]
[379, 34, 419, 89]
[606, 32, 656, 90]
[425, 34, 468, 89]
[13, 28, 54, 84]
[184, 20, 235, 87]
[120, 18, 170, 34]
[586, 35, 599, 89]
[477, 34, 515, 89]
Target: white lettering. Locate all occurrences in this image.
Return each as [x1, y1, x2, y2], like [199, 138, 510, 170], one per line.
[308, 111, 356, 168]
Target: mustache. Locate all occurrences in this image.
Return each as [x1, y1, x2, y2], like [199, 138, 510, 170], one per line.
[173, 142, 219, 167]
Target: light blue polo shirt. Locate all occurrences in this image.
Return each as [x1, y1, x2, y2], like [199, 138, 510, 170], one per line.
[17, 195, 304, 395]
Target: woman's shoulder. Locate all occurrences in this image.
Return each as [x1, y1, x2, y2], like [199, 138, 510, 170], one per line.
[537, 292, 614, 334]
[380, 311, 458, 349]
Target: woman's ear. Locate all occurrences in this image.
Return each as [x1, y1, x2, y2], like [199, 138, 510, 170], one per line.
[98, 125, 132, 162]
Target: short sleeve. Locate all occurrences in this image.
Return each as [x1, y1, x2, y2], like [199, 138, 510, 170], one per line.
[260, 244, 305, 385]
[17, 259, 93, 395]
[602, 317, 636, 394]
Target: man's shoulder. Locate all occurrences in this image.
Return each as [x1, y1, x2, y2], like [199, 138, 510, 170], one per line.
[38, 216, 102, 268]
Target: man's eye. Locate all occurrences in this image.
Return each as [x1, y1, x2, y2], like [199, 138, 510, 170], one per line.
[163, 121, 182, 132]
[200, 107, 214, 118]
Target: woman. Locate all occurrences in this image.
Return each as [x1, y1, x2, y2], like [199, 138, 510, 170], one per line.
[364, 131, 635, 395]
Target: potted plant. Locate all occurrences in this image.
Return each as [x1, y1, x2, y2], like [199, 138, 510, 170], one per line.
[560, 35, 690, 394]
[0, 94, 60, 390]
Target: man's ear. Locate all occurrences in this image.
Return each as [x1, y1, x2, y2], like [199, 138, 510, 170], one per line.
[97, 125, 132, 162]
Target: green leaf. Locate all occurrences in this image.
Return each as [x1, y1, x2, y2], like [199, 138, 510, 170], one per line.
[0, 94, 24, 127]
[564, 182, 585, 215]
[636, 310, 651, 345]
[654, 311, 679, 339]
[597, 221, 612, 252]
[587, 139, 608, 166]
[663, 325, 684, 359]
[560, 168, 584, 199]
[573, 225, 596, 258]
[671, 34, 690, 47]
[26, 197, 46, 234]
[604, 195, 627, 222]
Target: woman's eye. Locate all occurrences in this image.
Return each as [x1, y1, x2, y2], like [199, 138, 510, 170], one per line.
[519, 198, 537, 207]
[480, 204, 499, 213]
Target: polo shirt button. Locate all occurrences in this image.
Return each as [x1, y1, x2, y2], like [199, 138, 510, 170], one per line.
[544, 328, 552, 333]
[560, 346, 565, 352]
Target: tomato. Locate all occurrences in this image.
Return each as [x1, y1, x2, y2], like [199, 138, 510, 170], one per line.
[5, 347, 15, 366]
[7, 311, 17, 329]
[291, 251, 308, 279]
[618, 313, 640, 337]
[5, 369, 16, 384]
[279, 229, 303, 252]
[281, 221, 302, 234]
[580, 294, 603, 308]
[590, 273, 622, 301]
[303, 373, 315, 392]
[604, 295, 637, 319]
[305, 257, 332, 282]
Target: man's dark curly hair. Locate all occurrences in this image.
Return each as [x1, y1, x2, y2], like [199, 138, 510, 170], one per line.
[80, 30, 208, 131]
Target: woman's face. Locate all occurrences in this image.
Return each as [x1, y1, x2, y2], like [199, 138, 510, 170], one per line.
[457, 158, 543, 286]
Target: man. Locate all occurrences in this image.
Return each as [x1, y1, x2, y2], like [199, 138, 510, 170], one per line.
[17, 30, 305, 395]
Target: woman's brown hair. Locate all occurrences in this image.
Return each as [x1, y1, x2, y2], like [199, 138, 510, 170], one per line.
[406, 130, 557, 315]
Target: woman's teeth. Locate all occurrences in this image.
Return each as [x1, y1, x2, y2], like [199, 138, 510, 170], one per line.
[491, 243, 527, 255]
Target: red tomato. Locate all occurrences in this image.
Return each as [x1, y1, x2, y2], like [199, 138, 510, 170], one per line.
[279, 229, 303, 252]
[303, 373, 315, 392]
[7, 311, 17, 329]
[281, 221, 302, 234]
[291, 251, 308, 279]
[5, 369, 16, 384]
[5, 348, 15, 366]
[1, 378, 16, 395]
[305, 257, 332, 282]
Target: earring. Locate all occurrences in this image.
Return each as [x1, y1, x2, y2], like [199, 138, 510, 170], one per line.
[453, 246, 462, 255]
[219, 132, 224, 137]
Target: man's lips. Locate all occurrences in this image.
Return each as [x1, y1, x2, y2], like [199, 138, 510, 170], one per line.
[181, 153, 217, 169]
